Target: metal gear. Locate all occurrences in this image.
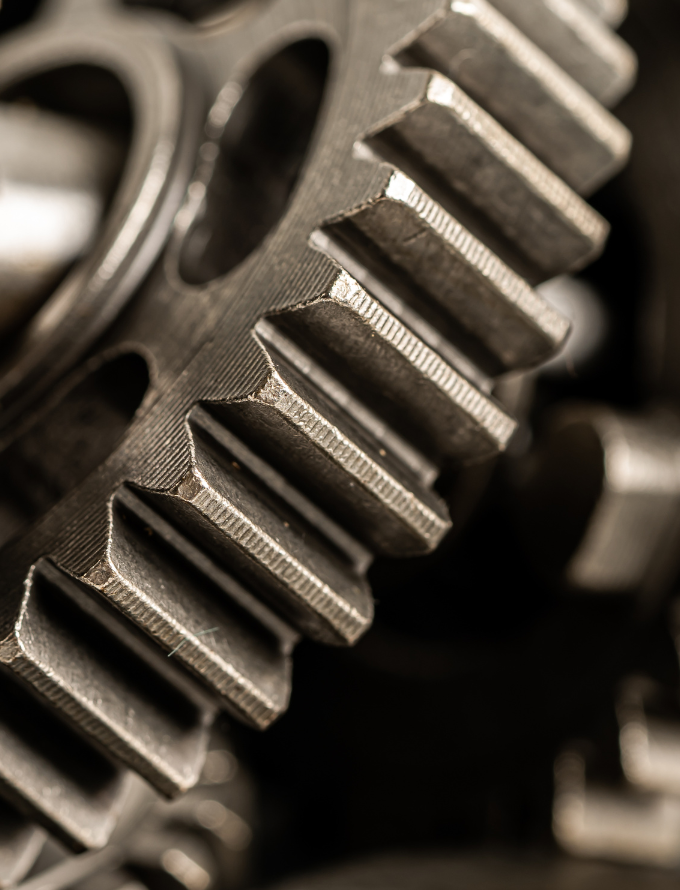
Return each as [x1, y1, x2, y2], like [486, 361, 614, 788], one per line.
[0, 0, 635, 874]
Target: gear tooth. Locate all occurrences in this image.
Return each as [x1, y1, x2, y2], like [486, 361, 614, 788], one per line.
[396, 0, 631, 194]
[490, 0, 637, 107]
[82, 489, 294, 729]
[0, 803, 43, 888]
[324, 173, 569, 374]
[210, 345, 451, 557]
[0, 665, 126, 851]
[1, 560, 214, 799]
[256, 271, 516, 463]
[367, 70, 609, 279]
[153, 419, 374, 647]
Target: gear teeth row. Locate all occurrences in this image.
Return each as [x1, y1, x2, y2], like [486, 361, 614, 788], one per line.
[0, 0, 636, 860]
[0, 664, 127, 850]
[156, 415, 374, 647]
[0, 559, 214, 800]
[516, 405, 680, 593]
[223, 326, 452, 556]
[257, 271, 516, 460]
[490, 0, 636, 107]
[325, 171, 570, 373]
[82, 487, 295, 726]
[366, 72, 609, 280]
[395, 0, 632, 194]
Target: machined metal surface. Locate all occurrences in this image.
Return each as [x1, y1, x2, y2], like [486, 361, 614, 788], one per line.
[0, 0, 636, 866]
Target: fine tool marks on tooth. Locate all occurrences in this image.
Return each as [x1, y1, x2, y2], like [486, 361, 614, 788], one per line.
[490, 0, 636, 107]
[367, 71, 609, 280]
[396, 0, 631, 194]
[1, 560, 214, 800]
[82, 488, 294, 730]
[165, 421, 374, 647]
[325, 171, 570, 373]
[258, 271, 517, 460]
[220, 332, 452, 557]
[0, 802, 44, 889]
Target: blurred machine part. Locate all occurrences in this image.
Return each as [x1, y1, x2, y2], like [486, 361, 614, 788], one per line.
[516, 404, 680, 593]
[261, 853, 680, 889]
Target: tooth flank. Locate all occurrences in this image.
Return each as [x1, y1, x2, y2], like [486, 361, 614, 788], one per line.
[490, 0, 636, 107]
[397, 0, 631, 194]
[327, 171, 570, 373]
[0, 666, 126, 851]
[369, 71, 609, 278]
[82, 490, 294, 729]
[0, 804, 43, 888]
[214, 347, 451, 557]
[190, 407, 374, 571]
[160, 424, 374, 646]
[260, 271, 517, 463]
[0, 560, 213, 799]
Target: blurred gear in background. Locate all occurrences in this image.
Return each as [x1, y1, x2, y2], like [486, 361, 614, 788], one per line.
[2, 0, 680, 888]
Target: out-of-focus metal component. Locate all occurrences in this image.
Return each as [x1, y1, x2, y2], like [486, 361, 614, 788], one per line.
[0, 0, 634, 853]
[395, 0, 633, 195]
[10, 734, 255, 890]
[0, 802, 44, 889]
[262, 852, 680, 889]
[553, 747, 680, 868]
[490, 0, 637, 107]
[618, 676, 680, 796]
[580, 0, 628, 28]
[0, 103, 120, 338]
[538, 276, 608, 375]
[517, 405, 680, 592]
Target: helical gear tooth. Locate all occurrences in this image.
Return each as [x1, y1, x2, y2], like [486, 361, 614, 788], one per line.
[257, 270, 516, 463]
[212, 345, 451, 557]
[580, 0, 628, 27]
[0, 560, 214, 799]
[150, 419, 374, 647]
[367, 71, 609, 279]
[82, 488, 295, 729]
[0, 665, 127, 851]
[0, 803, 43, 888]
[490, 0, 637, 107]
[395, 0, 631, 194]
[325, 171, 570, 374]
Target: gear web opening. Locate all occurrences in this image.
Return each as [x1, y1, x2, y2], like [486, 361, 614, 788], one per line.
[179, 38, 330, 285]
